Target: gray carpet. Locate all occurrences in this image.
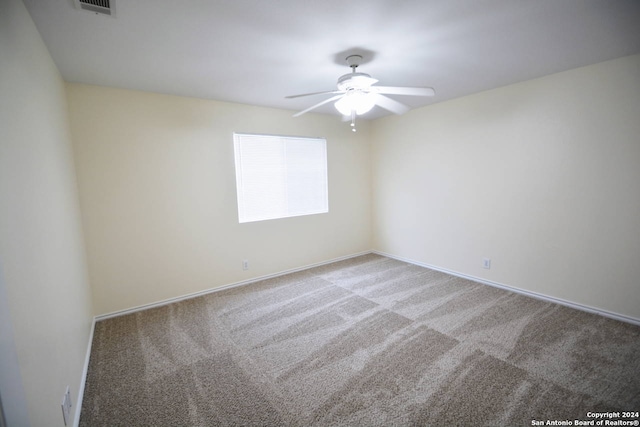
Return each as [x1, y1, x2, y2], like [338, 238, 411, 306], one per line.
[80, 254, 640, 426]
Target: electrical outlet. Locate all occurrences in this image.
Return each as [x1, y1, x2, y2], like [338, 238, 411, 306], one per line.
[483, 258, 491, 269]
[242, 259, 249, 271]
[61, 386, 72, 426]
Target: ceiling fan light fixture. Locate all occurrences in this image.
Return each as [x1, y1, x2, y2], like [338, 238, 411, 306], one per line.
[334, 91, 376, 116]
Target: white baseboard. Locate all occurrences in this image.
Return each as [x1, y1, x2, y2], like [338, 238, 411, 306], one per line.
[73, 316, 95, 427]
[94, 251, 372, 321]
[77, 251, 368, 423]
[94, 249, 640, 326]
[373, 250, 640, 326]
[77, 248, 638, 424]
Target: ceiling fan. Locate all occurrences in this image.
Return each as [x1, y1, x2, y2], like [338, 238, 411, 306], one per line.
[286, 55, 435, 131]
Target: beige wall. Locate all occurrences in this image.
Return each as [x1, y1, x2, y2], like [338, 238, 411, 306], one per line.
[66, 84, 372, 315]
[0, 0, 94, 425]
[371, 54, 640, 320]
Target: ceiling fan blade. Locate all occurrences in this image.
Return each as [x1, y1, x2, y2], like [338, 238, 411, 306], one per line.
[292, 94, 344, 117]
[286, 90, 343, 99]
[372, 86, 435, 97]
[372, 94, 410, 115]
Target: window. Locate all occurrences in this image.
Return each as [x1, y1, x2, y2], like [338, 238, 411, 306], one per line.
[233, 133, 328, 223]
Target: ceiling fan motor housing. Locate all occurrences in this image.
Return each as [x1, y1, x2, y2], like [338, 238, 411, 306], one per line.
[337, 72, 377, 91]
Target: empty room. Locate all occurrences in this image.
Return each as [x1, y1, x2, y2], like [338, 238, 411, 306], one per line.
[1, 0, 640, 425]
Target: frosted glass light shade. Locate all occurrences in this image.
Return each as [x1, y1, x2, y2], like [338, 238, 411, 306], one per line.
[335, 91, 376, 116]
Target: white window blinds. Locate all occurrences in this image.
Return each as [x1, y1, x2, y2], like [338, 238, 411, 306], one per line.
[233, 133, 328, 223]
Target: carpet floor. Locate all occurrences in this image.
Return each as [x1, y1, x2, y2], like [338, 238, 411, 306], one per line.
[80, 254, 640, 426]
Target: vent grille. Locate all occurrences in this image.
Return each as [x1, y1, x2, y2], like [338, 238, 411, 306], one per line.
[73, 0, 115, 17]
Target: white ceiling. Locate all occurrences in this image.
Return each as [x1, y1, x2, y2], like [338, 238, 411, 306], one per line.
[23, 0, 640, 119]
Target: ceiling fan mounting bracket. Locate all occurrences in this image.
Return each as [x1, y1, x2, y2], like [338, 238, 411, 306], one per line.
[345, 55, 363, 70]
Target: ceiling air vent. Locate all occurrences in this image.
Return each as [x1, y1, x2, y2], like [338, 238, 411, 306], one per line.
[73, 0, 115, 17]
